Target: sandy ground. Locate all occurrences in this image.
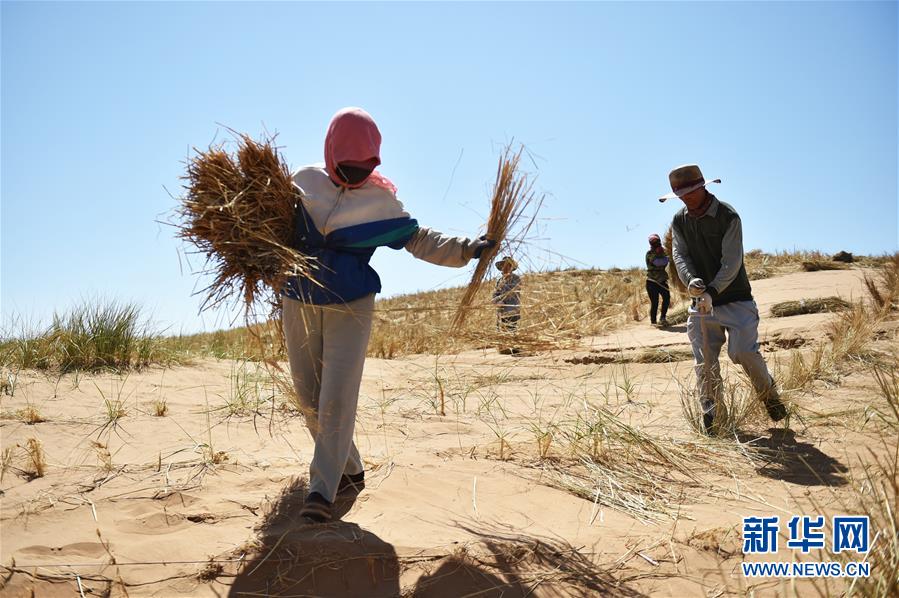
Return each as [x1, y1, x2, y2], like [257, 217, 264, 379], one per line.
[1, 269, 895, 597]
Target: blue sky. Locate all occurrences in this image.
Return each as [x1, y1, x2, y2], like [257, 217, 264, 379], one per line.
[2, 1, 896, 333]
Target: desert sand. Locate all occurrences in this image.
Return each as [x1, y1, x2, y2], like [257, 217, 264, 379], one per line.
[1, 268, 896, 597]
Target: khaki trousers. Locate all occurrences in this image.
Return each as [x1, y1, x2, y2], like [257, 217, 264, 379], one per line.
[687, 300, 777, 416]
[282, 294, 373, 502]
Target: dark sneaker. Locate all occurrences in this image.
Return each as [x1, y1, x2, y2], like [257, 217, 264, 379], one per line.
[300, 492, 332, 523]
[761, 379, 788, 422]
[702, 411, 716, 435]
[337, 471, 365, 495]
[659, 318, 669, 328]
[764, 396, 789, 422]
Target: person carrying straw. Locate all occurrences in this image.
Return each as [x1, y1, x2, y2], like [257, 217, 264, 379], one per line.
[283, 107, 494, 522]
[645, 234, 671, 327]
[660, 164, 787, 434]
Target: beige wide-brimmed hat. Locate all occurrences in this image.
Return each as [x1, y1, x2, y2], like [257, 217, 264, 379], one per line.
[658, 164, 721, 202]
[495, 256, 518, 271]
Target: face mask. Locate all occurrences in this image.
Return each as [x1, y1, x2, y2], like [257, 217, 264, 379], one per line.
[335, 164, 373, 186]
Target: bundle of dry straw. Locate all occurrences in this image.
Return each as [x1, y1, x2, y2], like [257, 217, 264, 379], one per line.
[451, 145, 541, 331]
[175, 133, 316, 313]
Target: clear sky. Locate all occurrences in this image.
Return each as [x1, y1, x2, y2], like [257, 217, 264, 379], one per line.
[2, 1, 897, 333]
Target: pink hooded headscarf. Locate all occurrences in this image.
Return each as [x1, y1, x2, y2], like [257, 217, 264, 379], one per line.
[324, 107, 397, 194]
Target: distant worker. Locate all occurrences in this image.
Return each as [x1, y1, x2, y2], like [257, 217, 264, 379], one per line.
[661, 164, 788, 434]
[645, 233, 671, 327]
[493, 256, 521, 353]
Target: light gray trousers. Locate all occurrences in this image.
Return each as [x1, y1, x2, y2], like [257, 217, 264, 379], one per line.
[282, 294, 373, 502]
[687, 300, 776, 415]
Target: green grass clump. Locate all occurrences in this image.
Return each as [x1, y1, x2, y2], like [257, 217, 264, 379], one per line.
[1, 299, 184, 372]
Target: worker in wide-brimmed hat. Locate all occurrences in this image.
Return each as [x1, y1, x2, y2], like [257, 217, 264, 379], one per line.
[492, 257, 521, 349]
[283, 107, 495, 522]
[645, 234, 671, 327]
[661, 164, 787, 434]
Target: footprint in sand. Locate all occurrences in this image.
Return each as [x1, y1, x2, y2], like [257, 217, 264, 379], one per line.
[115, 511, 188, 534]
[18, 542, 108, 558]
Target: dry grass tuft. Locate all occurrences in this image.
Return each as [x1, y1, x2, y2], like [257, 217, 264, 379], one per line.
[871, 363, 899, 431]
[175, 132, 316, 314]
[16, 404, 46, 425]
[151, 397, 169, 417]
[452, 145, 541, 331]
[865, 253, 899, 313]
[770, 296, 851, 318]
[1, 447, 13, 482]
[23, 438, 46, 479]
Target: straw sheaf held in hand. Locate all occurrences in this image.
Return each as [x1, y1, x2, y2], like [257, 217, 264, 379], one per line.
[451, 145, 541, 331]
[176, 133, 317, 313]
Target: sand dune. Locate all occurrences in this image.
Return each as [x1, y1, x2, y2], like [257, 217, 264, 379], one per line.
[1, 268, 895, 596]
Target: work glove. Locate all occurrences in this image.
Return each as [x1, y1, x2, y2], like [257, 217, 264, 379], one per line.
[695, 292, 713, 314]
[471, 236, 497, 260]
[688, 278, 707, 298]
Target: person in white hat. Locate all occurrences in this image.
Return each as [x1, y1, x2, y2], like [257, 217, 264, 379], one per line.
[661, 164, 787, 434]
[492, 257, 521, 352]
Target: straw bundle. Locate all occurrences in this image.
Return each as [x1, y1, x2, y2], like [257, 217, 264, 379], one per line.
[663, 226, 687, 295]
[451, 145, 541, 331]
[176, 133, 316, 313]
[770, 296, 851, 318]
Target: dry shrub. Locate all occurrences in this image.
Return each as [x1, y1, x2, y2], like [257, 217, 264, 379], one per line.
[770, 296, 851, 318]
[802, 259, 848, 272]
[452, 145, 541, 331]
[175, 132, 316, 314]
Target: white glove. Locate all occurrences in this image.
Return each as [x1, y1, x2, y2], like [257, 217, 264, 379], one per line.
[688, 278, 707, 298]
[696, 292, 713, 314]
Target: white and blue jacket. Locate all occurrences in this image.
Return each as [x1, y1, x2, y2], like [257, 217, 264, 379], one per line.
[283, 165, 480, 305]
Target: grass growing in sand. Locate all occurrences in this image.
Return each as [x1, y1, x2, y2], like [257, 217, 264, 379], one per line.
[678, 374, 767, 438]
[1, 299, 185, 373]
